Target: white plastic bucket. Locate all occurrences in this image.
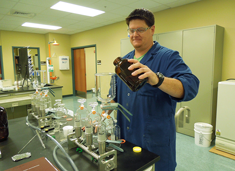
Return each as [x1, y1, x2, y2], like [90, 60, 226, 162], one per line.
[194, 122, 213, 147]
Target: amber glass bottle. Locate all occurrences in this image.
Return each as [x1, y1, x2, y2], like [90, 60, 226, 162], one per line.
[113, 57, 148, 92]
[0, 106, 9, 142]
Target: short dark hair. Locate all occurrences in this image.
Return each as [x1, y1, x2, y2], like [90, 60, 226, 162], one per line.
[126, 8, 155, 27]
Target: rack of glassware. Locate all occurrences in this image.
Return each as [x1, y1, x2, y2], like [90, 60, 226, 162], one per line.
[27, 72, 132, 171]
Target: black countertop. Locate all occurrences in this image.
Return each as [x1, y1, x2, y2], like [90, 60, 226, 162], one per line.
[0, 117, 160, 171]
[0, 84, 63, 95]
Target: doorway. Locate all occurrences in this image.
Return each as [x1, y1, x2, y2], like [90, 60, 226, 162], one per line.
[0, 46, 3, 80]
[71, 45, 97, 98]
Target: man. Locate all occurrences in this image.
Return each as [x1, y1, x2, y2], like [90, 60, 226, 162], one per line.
[112, 8, 199, 170]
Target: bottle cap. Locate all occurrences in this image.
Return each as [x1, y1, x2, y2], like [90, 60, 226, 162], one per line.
[133, 146, 142, 153]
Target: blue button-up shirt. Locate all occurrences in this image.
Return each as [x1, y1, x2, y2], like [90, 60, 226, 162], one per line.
[114, 41, 199, 171]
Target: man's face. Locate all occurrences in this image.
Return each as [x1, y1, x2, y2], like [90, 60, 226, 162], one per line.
[129, 19, 155, 50]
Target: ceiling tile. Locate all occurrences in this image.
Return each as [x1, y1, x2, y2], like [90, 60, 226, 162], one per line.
[104, 17, 125, 26]
[9, 0, 20, 2]
[166, 0, 198, 8]
[51, 18, 79, 26]
[88, 0, 122, 12]
[18, 0, 59, 7]
[28, 14, 58, 23]
[0, 20, 21, 27]
[106, 0, 141, 5]
[2, 15, 29, 23]
[12, 26, 35, 32]
[63, 0, 100, 7]
[153, 0, 178, 4]
[127, 0, 162, 10]
[38, 8, 70, 18]
[109, 6, 136, 17]
[60, 13, 90, 21]
[0, 14, 4, 20]
[149, 4, 170, 13]
[69, 20, 97, 29]
[84, 16, 109, 24]
[28, 29, 50, 34]
[94, 12, 123, 21]
[0, 7, 11, 15]
[0, 24, 18, 30]
[64, 24, 81, 30]
[12, 2, 47, 13]
[0, 0, 18, 8]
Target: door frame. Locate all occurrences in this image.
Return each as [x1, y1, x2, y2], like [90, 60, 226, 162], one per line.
[71, 44, 97, 96]
[0, 46, 4, 79]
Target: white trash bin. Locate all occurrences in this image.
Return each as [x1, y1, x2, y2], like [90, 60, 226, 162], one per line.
[194, 122, 213, 147]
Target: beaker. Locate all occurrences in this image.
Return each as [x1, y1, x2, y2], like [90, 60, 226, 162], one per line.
[95, 73, 116, 104]
[34, 70, 46, 88]
[56, 103, 68, 126]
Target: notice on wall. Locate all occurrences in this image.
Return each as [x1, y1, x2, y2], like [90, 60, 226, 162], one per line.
[59, 56, 69, 70]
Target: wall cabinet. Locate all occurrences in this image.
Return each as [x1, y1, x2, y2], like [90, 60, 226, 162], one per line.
[155, 25, 224, 136]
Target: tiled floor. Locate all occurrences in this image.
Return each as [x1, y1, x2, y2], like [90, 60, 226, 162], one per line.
[62, 92, 235, 171]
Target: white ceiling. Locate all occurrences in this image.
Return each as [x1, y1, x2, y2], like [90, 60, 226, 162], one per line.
[0, 0, 201, 35]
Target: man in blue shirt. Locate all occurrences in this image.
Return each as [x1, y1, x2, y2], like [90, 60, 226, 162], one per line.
[112, 8, 199, 171]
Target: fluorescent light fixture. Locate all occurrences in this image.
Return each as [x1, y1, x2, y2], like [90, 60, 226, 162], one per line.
[50, 1, 105, 17]
[22, 22, 61, 30]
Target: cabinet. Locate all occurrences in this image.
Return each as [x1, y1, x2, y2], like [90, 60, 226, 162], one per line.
[0, 85, 63, 119]
[215, 81, 235, 155]
[155, 25, 224, 137]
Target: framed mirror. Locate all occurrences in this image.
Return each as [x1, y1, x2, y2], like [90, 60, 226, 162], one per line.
[12, 46, 41, 86]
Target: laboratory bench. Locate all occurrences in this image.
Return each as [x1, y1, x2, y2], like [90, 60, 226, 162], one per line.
[0, 84, 63, 120]
[0, 117, 160, 171]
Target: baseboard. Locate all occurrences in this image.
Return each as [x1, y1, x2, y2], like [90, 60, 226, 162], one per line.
[62, 94, 73, 98]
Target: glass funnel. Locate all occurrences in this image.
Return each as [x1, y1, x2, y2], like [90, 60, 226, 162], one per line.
[95, 72, 116, 104]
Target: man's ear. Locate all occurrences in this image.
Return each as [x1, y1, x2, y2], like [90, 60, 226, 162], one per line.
[151, 25, 155, 36]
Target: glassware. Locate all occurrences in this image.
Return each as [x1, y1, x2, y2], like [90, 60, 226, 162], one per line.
[95, 72, 116, 104]
[0, 106, 8, 142]
[54, 99, 62, 108]
[39, 91, 46, 117]
[35, 88, 42, 116]
[106, 116, 115, 141]
[114, 119, 121, 140]
[113, 57, 148, 92]
[56, 103, 68, 126]
[31, 88, 38, 113]
[44, 90, 52, 110]
[34, 70, 46, 89]
[97, 121, 106, 154]
[74, 99, 89, 125]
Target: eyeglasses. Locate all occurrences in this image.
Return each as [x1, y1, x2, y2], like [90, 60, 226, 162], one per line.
[127, 27, 151, 35]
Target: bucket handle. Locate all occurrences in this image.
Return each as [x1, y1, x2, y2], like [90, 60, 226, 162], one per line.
[194, 129, 212, 142]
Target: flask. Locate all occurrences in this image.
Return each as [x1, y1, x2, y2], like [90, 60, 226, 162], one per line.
[0, 106, 9, 141]
[113, 57, 148, 92]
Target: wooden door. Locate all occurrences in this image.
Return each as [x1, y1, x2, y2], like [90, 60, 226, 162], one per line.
[74, 48, 87, 98]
